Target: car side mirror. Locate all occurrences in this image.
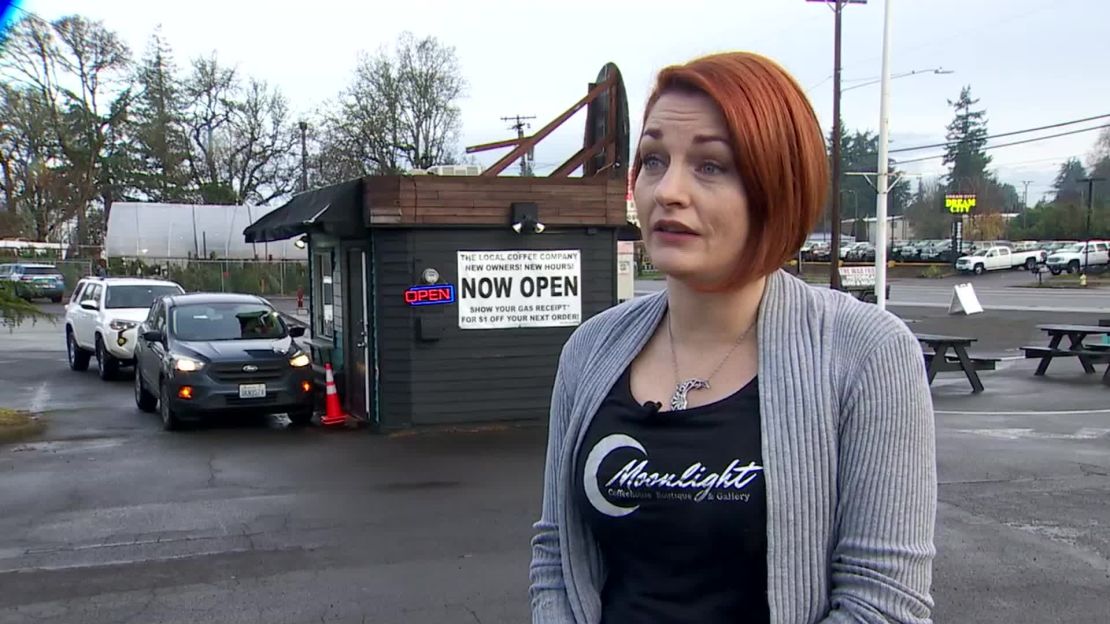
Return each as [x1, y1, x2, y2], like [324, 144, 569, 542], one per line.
[80, 300, 99, 311]
[142, 329, 164, 343]
[288, 326, 306, 338]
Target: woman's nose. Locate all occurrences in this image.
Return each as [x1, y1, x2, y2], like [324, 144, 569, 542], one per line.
[653, 162, 691, 208]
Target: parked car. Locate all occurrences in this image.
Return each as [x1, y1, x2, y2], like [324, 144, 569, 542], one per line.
[956, 245, 1045, 275]
[0, 262, 65, 302]
[810, 242, 832, 262]
[65, 277, 186, 379]
[845, 242, 876, 262]
[1044, 241, 1110, 275]
[133, 292, 314, 430]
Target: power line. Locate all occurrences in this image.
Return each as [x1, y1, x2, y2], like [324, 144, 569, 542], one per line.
[891, 113, 1110, 153]
[893, 123, 1110, 165]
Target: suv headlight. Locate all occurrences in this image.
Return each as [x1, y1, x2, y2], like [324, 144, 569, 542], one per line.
[109, 319, 138, 331]
[174, 357, 205, 372]
[289, 352, 310, 368]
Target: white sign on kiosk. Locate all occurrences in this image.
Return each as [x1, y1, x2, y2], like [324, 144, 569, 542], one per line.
[457, 250, 582, 329]
[949, 283, 983, 315]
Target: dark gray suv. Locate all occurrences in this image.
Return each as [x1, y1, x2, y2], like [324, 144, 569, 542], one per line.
[133, 292, 315, 430]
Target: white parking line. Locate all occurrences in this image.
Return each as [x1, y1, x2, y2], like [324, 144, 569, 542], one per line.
[956, 427, 1110, 441]
[936, 408, 1110, 416]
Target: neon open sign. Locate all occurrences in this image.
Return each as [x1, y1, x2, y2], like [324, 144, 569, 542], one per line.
[404, 284, 456, 306]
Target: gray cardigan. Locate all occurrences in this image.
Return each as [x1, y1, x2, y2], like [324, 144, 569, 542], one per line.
[530, 270, 937, 623]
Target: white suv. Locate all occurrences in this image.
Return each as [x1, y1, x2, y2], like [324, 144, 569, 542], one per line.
[66, 277, 186, 379]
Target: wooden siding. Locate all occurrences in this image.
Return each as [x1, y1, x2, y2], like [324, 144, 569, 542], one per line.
[365, 175, 627, 228]
[371, 227, 618, 429]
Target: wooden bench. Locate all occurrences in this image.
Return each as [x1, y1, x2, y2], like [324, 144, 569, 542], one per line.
[923, 352, 999, 370]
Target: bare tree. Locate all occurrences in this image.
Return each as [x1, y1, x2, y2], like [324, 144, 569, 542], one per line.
[395, 32, 464, 169]
[0, 86, 82, 239]
[226, 79, 298, 204]
[182, 54, 297, 205]
[320, 31, 465, 180]
[0, 15, 131, 248]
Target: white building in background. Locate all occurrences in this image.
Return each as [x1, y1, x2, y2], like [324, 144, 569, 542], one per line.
[840, 215, 916, 243]
[105, 202, 307, 261]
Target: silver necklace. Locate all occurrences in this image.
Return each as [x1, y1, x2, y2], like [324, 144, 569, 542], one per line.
[668, 314, 754, 411]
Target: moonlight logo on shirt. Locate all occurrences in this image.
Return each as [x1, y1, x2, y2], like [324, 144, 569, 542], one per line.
[583, 433, 764, 518]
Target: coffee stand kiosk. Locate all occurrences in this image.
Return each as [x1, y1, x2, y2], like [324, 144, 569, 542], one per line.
[244, 63, 637, 431]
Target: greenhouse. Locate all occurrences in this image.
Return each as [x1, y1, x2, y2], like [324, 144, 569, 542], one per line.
[105, 202, 307, 261]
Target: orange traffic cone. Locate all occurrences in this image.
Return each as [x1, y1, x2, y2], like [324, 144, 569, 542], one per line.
[320, 362, 347, 427]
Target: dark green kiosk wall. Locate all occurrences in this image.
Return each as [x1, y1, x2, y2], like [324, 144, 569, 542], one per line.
[371, 227, 619, 430]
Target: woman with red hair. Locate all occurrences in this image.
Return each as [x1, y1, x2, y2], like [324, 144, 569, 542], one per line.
[530, 52, 936, 623]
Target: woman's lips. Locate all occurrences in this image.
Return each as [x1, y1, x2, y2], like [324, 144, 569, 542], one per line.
[653, 229, 699, 244]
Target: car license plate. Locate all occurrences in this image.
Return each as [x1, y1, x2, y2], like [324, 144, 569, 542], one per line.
[239, 384, 267, 399]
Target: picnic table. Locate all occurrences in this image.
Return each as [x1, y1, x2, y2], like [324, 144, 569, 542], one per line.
[915, 333, 998, 393]
[1022, 324, 1110, 385]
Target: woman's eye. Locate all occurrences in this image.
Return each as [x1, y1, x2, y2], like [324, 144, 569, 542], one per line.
[699, 161, 725, 175]
[641, 154, 666, 169]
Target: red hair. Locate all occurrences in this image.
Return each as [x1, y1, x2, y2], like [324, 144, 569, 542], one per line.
[633, 52, 829, 288]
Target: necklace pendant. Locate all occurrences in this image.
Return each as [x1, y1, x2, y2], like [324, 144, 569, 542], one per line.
[671, 378, 710, 411]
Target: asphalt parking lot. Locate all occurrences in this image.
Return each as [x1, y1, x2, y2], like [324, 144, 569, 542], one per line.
[1, 293, 1109, 623]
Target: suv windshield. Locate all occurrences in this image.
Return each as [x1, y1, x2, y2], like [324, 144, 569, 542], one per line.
[21, 266, 60, 276]
[171, 303, 287, 341]
[105, 284, 183, 309]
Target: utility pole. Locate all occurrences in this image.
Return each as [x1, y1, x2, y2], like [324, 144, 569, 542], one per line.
[1077, 177, 1105, 274]
[1021, 180, 1032, 230]
[874, 0, 893, 309]
[298, 121, 309, 192]
[502, 115, 536, 176]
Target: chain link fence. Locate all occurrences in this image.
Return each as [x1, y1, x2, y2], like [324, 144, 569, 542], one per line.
[107, 258, 309, 297]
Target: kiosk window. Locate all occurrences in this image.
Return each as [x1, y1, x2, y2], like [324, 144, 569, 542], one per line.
[313, 250, 335, 338]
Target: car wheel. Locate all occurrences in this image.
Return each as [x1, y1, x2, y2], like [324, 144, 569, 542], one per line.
[1067, 260, 1080, 274]
[96, 336, 119, 381]
[134, 367, 157, 413]
[159, 383, 181, 431]
[1049, 268, 1061, 275]
[288, 408, 314, 427]
[973, 264, 985, 275]
[67, 330, 91, 372]
[1024, 258, 1036, 271]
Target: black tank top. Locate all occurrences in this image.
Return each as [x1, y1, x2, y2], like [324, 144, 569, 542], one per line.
[573, 366, 770, 624]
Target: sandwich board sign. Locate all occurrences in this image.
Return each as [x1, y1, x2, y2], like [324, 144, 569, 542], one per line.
[949, 283, 983, 315]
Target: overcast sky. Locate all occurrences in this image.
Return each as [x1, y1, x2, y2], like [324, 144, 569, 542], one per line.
[24, 0, 1110, 207]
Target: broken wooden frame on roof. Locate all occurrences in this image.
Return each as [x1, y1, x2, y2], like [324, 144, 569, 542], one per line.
[365, 62, 632, 229]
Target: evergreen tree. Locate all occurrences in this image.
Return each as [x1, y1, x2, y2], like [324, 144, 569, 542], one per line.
[943, 86, 991, 192]
[1053, 158, 1088, 206]
[128, 29, 191, 202]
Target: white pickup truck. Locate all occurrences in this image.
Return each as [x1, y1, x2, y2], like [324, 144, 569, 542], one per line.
[955, 245, 1046, 275]
[1044, 241, 1110, 275]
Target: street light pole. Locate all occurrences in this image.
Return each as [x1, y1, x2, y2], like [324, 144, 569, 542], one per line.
[830, 0, 845, 291]
[298, 121, 309, 192]
[1077, 177, 1105, 274]
[874, 0, 893, 309]
[1021, 180, 1032, 230]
